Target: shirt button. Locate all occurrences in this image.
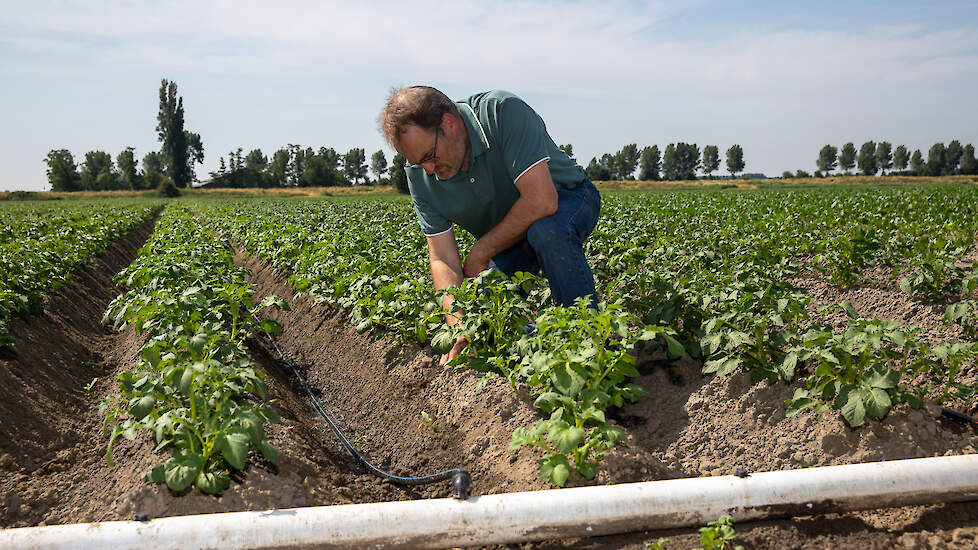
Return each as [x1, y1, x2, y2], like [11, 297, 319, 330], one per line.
[470, 178, 475, 183]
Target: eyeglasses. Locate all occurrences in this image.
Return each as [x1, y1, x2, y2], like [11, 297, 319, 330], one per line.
[406, 125, 440, 169]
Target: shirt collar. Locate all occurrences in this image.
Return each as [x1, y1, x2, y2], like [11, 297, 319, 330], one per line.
[457, 102, 490, 161]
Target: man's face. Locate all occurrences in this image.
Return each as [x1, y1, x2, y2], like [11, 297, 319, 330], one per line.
[397, 117, 465, 180]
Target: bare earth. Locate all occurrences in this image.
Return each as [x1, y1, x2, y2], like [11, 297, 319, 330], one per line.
[0, 219, 975, 549]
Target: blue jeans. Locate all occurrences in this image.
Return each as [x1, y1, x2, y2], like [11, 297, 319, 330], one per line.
[489, 179, 601, 307]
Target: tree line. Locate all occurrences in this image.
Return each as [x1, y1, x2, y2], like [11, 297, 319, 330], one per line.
[791, 140, 978, 178]
[576, 143, 746, 181]
[206, 146, 407, 189]
[45, 79, 202, 193]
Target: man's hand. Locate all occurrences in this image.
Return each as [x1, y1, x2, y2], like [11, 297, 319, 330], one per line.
[439, 334, 469, 366]
[462, 245, 491, 278]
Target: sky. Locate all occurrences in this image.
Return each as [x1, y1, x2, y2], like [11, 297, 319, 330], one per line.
[2, 0, 978, 191]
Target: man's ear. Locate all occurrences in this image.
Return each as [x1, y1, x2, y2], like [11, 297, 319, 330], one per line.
[442, 112, 460, 135]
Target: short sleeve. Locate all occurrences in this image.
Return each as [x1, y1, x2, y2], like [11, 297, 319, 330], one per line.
[498, 98, 552, 183]
[408, 174, 452, 236]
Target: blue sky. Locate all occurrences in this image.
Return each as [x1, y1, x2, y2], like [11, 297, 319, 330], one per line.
[2, 0, 977, 190]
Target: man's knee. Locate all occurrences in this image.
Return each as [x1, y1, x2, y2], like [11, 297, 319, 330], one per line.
[527, 216, 573, 250]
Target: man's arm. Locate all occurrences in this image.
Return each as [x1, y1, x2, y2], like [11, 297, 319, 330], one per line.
[462, 160, 558, 277]
[426, 229, 469, 365]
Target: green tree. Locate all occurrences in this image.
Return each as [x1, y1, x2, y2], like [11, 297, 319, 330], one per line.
[725, 144, 745, 178]
[243, 149, 268, 187]
[959, 144, 977, 175]
[302, 149, 339, 187]
[926, 142, 946, 176]
[638, 145, 661, 180]
[44, 149, 81, 192]
[390, 153, 408, 194]
[945, 139, 963, 174]
[142, 151, 164, 178]
[675, 143, 701, 180]
[817, 144, 838, 174]
[910, 149, 924, 175]
[344, 148, 367, 185]
[662, 144, 679, 180]
[117, 147, 139, 190]
[893, 145, 909, 172]
[875, 141, 892, 175]
[857, 141, 877, 176]
[615, 143, 639, 179]
[702, 145, 720, 178]
[370, 150, 388, 182]
[80, 150, 116, 190]
[157, 79, 190, 187]
[558, 144, 574, 159]
[268, 148, 290, 187]
[838, 142, 856, 174]
[796, 169, 811, 178]
[585, 157, 612, 181]
[184, 131, 204, 183]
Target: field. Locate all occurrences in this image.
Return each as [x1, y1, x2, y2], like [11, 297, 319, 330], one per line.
[0, 182, 976, 548]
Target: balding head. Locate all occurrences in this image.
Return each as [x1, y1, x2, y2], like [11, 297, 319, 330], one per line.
[378, 86, 461, 148]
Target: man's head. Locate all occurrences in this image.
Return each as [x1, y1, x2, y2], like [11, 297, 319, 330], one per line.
[379, 86, 469, 179]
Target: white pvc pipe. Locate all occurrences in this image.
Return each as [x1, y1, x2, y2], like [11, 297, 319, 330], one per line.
[3, 455, 977, 550]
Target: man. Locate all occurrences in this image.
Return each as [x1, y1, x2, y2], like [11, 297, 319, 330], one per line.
[378, 86, 601, 364]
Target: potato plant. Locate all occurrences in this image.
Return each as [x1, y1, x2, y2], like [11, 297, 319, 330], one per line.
[102, 206, 284, 494]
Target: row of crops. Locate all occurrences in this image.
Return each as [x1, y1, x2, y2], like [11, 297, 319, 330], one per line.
[0, 200, 159, 346]
[190, 184, 978, 486]
[101, 205, 285, 493]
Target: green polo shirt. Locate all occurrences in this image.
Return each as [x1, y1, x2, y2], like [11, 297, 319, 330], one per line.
[407, 90, 586, 238]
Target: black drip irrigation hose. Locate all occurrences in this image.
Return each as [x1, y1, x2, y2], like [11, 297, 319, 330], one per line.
[941, 407, 978, 427]
[251, 313, 472, 500]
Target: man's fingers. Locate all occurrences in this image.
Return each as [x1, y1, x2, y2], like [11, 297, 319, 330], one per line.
[439, 336, 469, 366]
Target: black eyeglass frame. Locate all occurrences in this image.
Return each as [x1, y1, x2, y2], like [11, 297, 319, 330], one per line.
[405, 124, 441, 169]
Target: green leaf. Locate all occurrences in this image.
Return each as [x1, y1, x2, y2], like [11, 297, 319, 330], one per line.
[899, 277, 912, 294]
[700, 333, 722, 356]
[533, 392, 566, 412]
[539, 454, 571, 487]
[836, 387, 866, 428]
[551, 364, 586, 397]
[576, 460, 597, 480]
[863, 367, 900, 389]
[145, 465, 165, 484]
[430, 329, 455, 354]
[839, 300, 858, 319]
[547, 420, 585, 454]
[861, 387, 892, 419]
[663, 334, 685, 358]
[196, 470, 230, 495]
[220, 430, 252, 471]
[164, 452, 204, 492]
[259, 318, 282, 337]
[256, 440, 278, 462]
[779, 352, 798, 380]
[130, 394, 156, 420]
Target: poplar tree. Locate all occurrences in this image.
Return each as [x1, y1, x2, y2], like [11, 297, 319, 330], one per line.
[157, 79, 190, 187]
[875, 142, 892, 175]
[725, 144, 744, 178]
[893, 145, 909, 172]
[702, 145, 720, 178]
[838, 142, 856, 174]
[857, 141, 877, 175]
